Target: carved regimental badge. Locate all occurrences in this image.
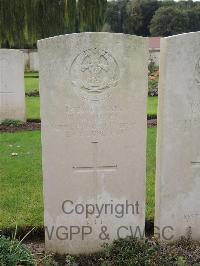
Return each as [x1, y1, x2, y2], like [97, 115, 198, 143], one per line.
[70, 48, 120, 101]
[195, 57, 200, 86]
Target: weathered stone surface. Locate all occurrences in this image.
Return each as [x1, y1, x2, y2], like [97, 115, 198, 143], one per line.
[29, 51, 39, 71]
[38, 33, 148, 254]
[0, 49, 25, 122]
[155, 32, 200, 241]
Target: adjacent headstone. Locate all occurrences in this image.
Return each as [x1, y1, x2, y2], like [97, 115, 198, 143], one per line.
[38, 33, 148, 254]
[0, 49, 25, 122]
[155, 32, 200, 241]
[29, 51, 39, 71]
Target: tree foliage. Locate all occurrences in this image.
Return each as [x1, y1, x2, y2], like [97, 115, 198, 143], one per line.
[0, 0, 26, 47]
[66, 0, 77, 33]
[150, 7, 188, 36]
[77, 0, 107, 32]
[139, 0, 160, 36]
[104, 0, 160, 36]
[123, 0, 143, 35]
[0, 0, 200, 48]
[0, 0, 107, 48]
[186, 6, 200, 32]
[104, 0, 128, 33]
[34, 0, 67, 39]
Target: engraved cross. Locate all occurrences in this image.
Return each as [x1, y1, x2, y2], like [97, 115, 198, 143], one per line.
[73, 142, 117, 174]
[0, 92, 14, 94]
[191, 152, 200, 167]
[191, 161, 200, 167]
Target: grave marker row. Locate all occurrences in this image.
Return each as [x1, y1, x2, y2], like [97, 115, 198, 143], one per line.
[38, 31, 200, 254]
[1, 31, 200, 255]
[38, 32, 200, 254]
[0, 49, 25, 122]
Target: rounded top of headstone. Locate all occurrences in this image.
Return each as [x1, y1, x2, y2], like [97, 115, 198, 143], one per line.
[162, 31, 200, 40]
[37, 32, 147, 47]
[37, 32, 148, 102]
[0, 49, 23, 54]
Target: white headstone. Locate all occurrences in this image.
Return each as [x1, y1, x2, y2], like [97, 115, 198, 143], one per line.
[29, 51, 39, 71]
[155, 32, 200, 241]
[38, 33, 148, 254]
[0, 49, 25, 122]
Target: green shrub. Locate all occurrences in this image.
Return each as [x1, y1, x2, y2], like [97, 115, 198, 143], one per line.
[148, 60, 158, 75]
[0, 235, 34, 266]
[150, 6, 189, 37]
[101, 237, 176, 266]
[148, 61, 159, 97]
[0, 119, 23, 127]
[148, 78, 158, 97]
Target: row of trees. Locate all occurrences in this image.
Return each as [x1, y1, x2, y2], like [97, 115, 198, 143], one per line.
[0, 0, 200, 48]
[0, 0, 107, 48]
[150, 4, 200, 36]
[104, 0, 200, 37]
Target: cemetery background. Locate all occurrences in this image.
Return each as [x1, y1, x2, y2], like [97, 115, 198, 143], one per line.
[0, 67, 158, 229]
[0, 52, 160, 264]
[0, 61, 181, 264]
[1, 41, 200, 264]
[0, 42, 159, 264]
[0, 0, 200, 49]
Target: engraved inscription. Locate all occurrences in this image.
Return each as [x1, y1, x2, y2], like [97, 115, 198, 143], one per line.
[58, 114, 135, 138]
[0, 92, 14, 94]
[62, 108, 135, 138]
[0, 59, 9, 90]
[174, 101, 200, 131]
[184, 213, 200, 223]
[190, 101, 200, 168]
[70, 48, 120, 101]
[191, 144, 200, 167]
[190, 101, 200, 114]
[44, 108, 135, 138]
[195, 57, 200, 85]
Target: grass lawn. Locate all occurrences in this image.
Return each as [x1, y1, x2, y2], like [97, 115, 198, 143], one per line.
[0, 131, 43, 229]
[146, 127, 156, 220]
[26, 97, 40, 120]
[147, 97, 158, 117]
[0, 128, 156, 229]
[24, 72, 39, 94]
